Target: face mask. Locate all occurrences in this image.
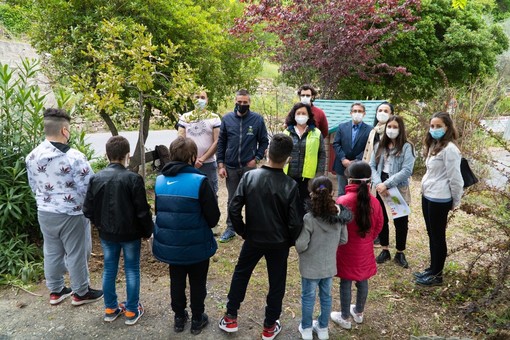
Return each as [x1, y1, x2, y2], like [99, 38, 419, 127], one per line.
[295, 115, 308, 125]
[377, 112, 390, 124]
[352, 113, 364, 123]
[300, 96, 311, 105]
[235, 103, 250, 115]
[429, 127, 446, 140]
[196, 98, 207, 109]
[386, 128, 399, 139]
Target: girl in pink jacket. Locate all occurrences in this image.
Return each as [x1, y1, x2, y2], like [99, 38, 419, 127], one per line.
[331, 161, 384, 330]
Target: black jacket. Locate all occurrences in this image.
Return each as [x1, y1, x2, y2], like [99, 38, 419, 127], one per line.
[228, 166, 303, 249]
[83, 163, 153, 242]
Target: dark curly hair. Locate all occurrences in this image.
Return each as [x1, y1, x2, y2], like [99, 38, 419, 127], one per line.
[308, 176, 338, 220]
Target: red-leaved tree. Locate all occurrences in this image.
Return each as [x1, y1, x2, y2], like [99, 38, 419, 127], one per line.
[233, 0, 420, 98]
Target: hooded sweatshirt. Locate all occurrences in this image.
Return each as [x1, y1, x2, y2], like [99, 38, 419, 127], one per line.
[295, 204, 352, 279]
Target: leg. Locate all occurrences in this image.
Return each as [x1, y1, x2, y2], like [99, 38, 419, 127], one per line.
[188, 259, 210, 321]
[427, 200, 451, 276]
[354, 280, 369, 313]
[394, 215, 409, 252]
[38, 211, 67, 293]
[295, 177, 310, 219]
[317, 277, 333, 329]
[200, 161, 218, 198]
[101, 239, 121, 309]
[224, 167, 243, 232]
[376, 193, 390, 247]
[339, 279, 352, 319]
[421, 196, 433, 270]
[122, 239, 141, 313]
[169, 264, 188, 318]
[337, 174, 347, 197]
[60, 214, 90, 296]
[226, 242, 263, 316]
[300, 277, 318, 329]
[264, 247, 290, 327]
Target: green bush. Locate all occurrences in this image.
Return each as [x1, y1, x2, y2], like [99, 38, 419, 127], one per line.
[0, 4, 31, 36]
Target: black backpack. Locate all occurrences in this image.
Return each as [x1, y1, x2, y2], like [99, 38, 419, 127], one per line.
[152, 144, 170, 172]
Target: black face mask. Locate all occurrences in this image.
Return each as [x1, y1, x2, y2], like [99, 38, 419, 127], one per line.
[235, 103, 250, 115]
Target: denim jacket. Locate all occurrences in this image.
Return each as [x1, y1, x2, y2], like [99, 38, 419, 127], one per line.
[369, 142, 415, 189]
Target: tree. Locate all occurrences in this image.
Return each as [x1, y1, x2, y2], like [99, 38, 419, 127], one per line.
[233, 0, 420, 98]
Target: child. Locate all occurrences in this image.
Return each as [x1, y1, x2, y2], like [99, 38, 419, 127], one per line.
[152, 137, 220, 335]
[295, 176, 351, 340]
[370, 115, 416, 268]
[218, 133, 303, 340]
[83, 135, 153, 325]
[330, 161, 383, 329]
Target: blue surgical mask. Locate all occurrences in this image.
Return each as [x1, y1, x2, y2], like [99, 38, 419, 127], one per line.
[196, 98, 207, 109]
[429, 127, 446, 140]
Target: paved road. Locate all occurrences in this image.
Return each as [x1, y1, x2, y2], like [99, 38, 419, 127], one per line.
[85, 130, 178, 158]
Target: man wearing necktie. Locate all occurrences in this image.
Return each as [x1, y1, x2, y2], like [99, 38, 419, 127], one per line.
[332, 102, 372, 196]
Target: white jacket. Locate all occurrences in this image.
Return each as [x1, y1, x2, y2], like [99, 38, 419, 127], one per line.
[421, 142, 463, 208]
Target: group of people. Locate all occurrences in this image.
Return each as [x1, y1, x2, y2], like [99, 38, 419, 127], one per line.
[25, 83, 464, 339]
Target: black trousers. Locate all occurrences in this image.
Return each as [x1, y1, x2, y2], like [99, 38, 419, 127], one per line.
[376, 193, 409, 251]
[226, 241, 289, 327]
[169, 258, 209, 320]
[421, 196, 452, 276]
[292, 177, 310, 219]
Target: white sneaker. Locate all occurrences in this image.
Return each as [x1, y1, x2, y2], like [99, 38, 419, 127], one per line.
[330, 311, 351, 330]
[312, 320, 329, 339]
[298, 323, 313, 340]
[350, 304, 364, 323]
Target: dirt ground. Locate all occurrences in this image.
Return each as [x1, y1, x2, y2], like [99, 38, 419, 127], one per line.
[0, 175, 498, 340]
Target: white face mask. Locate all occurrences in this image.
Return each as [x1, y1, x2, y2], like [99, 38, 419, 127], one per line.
[295, 115, 308, 126]
[352, 112, 364, 123]
[300, 96, 311, 105]
[196, 98, 207, 109]
[377, 111, 390, 124]
[386, 128, 399, 139]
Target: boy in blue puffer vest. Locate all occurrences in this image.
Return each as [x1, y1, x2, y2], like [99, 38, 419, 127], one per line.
[153, 137, 220, 335]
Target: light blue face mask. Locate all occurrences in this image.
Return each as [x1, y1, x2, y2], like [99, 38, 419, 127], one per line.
[429, 127, 446, 140]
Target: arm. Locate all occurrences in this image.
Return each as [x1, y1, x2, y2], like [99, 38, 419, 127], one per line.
[255, 117, 269, 161]
[132, 175, 154, 238]
[198, 127, 219, 163]
[316, 134, 326, 175]
[228, 177, 246, 236]
[444, 144, 464, 208]
[199, 178, 221, 228]
[177, 126, 186, 138]
[288, 185, 304, 243]
[369, 144, 382, 186]
[73, 153, 93, 197]
[384, 143, 416, 189]
[295, 216, 311, 253]
[332, 127, 346, 162]
[82, 177, 95, 222]
[217, 118, 227, 178]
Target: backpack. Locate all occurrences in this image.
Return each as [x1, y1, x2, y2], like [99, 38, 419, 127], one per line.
[152, 144, 170, 172]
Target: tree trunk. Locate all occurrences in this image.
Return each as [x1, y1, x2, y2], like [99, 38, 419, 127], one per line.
[129, 103, 152, 172]
[99, 111, 119, 136]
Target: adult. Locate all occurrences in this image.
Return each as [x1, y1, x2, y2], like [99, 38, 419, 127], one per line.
[283, 102, 326, 217]
[216, 89, 269, 243]
[362, 101, 394, 163]
[25, 108, 103, 306]
[153, 137, 220, 335]
[332, 102, 372, 196]
[369, 116, 416, 268]
[83, 135, 153, 325]
[415, 112, 463, 286]
[295, 84, 329, 138]
[178, 91, 221, 196]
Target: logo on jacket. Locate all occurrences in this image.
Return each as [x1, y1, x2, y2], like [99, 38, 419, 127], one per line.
[247, 126, 254, 136]
[166, 180, 178, 185]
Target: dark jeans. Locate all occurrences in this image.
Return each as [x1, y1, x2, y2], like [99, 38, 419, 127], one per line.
[376, 193, 409, 251]
[292, 177, 309, 219]
[226, 241, 290, 327]
[340, 279, 368, 320]
[421, 196, 452, 277]
[225, 166, 255, 232]
[169, 259, 210, 320]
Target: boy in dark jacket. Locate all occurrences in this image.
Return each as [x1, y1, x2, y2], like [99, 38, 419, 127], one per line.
[153, 137, 220, 335]
[218, 133, 303, 340]
[83, 136, 153, 326]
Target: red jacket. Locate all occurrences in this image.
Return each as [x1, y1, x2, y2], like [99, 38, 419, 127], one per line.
[335, 184, 383, 281]
[312, 105, 329, 138]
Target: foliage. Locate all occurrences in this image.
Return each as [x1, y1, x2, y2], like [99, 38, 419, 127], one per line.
[336, 0, 509, 103]
[233, 0, 420, 98]
[0, 3, 32, 36]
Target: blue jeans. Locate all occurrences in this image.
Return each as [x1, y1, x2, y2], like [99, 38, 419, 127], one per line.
[340, 279, 368, 319]
[301, 277, 332, 329]
[199, 161, 218, 197]
[101, 239, 141, 313]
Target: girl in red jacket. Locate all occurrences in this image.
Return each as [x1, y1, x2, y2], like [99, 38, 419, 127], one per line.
[331, 161, 384, 329]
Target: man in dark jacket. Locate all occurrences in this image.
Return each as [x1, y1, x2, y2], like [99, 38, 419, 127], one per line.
[153, 137, 220, 335]
[216, 89, 269, 243]
[83, 136, 153, 326]
[218, 133, 303, 340]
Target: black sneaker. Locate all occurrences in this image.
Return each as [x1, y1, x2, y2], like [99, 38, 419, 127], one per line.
[49, 287, 73, 305]
[393, 252, 409, 268]
[190, 313, 209, 335]
[174, 310, 189, 333]
[415, 274, 443, 287]
[413, 268, 432, 279]
[71, 287, 103, 306]
[376, 249, 391, 264]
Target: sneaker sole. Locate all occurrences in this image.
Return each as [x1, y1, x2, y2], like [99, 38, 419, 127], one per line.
[71, 295, 103, 306]
[125, 304, 144, 325]
[50, 292, 73, 305]
[219, 322, 238, 333]
[218, 236, 235, 243]
[262, 321, 281, 340]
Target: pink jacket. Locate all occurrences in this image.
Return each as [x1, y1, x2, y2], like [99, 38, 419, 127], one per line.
[335, 184, 384, 281]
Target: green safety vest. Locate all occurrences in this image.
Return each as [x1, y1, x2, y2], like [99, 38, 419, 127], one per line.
[283, 128, 321, 179]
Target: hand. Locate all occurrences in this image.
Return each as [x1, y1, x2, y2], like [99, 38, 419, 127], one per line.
[341, 159, 351, 168]
[246, 159, 257, 168]
[195, 158, 204, 169]
[376, 183, 388, 196]
[218, 167, 227, 179]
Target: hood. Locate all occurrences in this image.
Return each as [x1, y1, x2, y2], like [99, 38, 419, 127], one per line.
[305, 202, 353, 231]
[161, 161, 200, 177]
